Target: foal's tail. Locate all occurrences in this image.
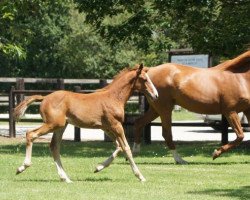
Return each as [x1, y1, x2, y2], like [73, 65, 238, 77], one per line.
[14, 95, 45, 121]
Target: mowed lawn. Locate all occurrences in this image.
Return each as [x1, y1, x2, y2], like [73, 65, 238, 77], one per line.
[0, 137, 250, 200]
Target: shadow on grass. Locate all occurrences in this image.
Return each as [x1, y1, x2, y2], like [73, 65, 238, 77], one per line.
[76, 177, 113, 182]
[188, 185, 250, 199]
[14, 178, 60, 183]
[0, 140, 249, 159]
[116, 159, 250, 166]
[15, 177, 113, 183]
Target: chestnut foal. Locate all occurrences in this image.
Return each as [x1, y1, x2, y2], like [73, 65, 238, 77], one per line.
[14, 64, 158, 182]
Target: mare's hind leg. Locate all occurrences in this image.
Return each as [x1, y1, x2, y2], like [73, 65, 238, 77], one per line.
[213, 112, 244, 160]
[94, 140, 122, 173]
[133, 106, 158, 155]
[16, 123, 56, 174]
[50, 125, 72, 183]
[243, 109, 250, 127]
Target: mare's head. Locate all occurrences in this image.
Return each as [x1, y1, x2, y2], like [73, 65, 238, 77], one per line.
[133, 64, 158, 101]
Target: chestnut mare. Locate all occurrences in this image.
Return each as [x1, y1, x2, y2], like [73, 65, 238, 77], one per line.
[14, 64, 158, 182]
[132, 51, 250, 164]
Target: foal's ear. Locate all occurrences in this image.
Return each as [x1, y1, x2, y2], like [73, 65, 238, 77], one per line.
[137, 63, 143, 73]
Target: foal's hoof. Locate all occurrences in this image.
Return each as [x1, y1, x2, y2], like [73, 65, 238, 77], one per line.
[16, 169, 22, 175]
[94, 165, 104, 173]
[140, 177, 146, 182]
[61, 178, 73, 183]
[212, 149, 221, 160]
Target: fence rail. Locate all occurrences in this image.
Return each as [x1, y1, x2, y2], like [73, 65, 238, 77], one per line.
[0, 77, 240, 144]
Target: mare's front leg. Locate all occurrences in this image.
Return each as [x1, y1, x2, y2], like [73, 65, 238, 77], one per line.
[16, 123, 54, 174]
[94, 140, 122, 173]
[50, 126, 72, 183]
[213, 112, 244, 159]
[160, 111, 188, 164]
[133, 106, 158, 155]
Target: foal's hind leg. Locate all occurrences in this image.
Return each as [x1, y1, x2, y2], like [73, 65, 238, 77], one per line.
[213, 112, 244, 160]
[94, 140, 122, 173]
[50, 126, 72, 183]
[16, 123, 55, 174]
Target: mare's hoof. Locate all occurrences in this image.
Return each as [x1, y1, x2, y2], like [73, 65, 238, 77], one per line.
[175, 159, 188, 165]
[212, 149, 220, 160]
[16, 165, 26, 175]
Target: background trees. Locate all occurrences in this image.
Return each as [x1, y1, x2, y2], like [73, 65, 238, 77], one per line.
[77, 0, 250, 57]
[0, 0, 249, 78]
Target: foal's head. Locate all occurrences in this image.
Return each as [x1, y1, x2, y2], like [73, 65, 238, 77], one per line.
[133, 64, 158, 101]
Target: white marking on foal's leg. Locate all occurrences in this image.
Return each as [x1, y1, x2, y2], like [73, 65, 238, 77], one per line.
[55, 160, 72, 183]
[16, 143, 33, 174]
[132, 143, 141, 155]
[171, 150, 188, 164]
[124, 146, 146, 182]
[95, 147, 121, 173]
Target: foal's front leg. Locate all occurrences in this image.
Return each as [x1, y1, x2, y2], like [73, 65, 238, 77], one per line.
[94, 140, 122, 173]
[112, 123, 146, 182]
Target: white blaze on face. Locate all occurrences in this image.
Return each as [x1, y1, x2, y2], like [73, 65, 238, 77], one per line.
[145, 73, 158, 99]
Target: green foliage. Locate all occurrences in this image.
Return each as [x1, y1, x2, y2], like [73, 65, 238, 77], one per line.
[0, 1, 164, 80]
[1, 1, 249, 80]
[0, 0, 26, 59]
[76, 0, 250, 58]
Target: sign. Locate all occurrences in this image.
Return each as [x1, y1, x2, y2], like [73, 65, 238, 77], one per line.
[170, 54, 209, 68]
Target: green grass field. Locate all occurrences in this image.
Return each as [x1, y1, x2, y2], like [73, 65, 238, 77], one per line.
[0, 137, 250, 200]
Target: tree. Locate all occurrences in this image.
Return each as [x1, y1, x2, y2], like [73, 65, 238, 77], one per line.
[0, 0, 72, 77]
[0, 1, 26, 67]
[76, 0, 250, 59]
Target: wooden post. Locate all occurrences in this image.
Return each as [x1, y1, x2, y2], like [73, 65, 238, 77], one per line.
[57, 78, 64, 90]
[9, 86, 16, 137]
[143, 95, 151, 144]
[16, 78, 25, 105]
[221, 115, 229, 145]
[74, 86, 81, 142]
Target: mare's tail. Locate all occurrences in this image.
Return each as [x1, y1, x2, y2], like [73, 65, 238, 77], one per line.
[216, 50, 250, 71]
[14, 95, 45, 121]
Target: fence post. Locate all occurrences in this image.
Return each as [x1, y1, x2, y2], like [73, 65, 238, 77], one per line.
[57, 78, 64, 90]
[9, 86, 16, 138]
[74, 86, 81, 142]
[143, 96, 151, 144]
[221, 115, 229, 145]
[16, 78, 25, 105]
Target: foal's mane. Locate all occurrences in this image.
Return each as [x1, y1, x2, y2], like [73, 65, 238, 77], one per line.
[96, 67, 138, 92]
